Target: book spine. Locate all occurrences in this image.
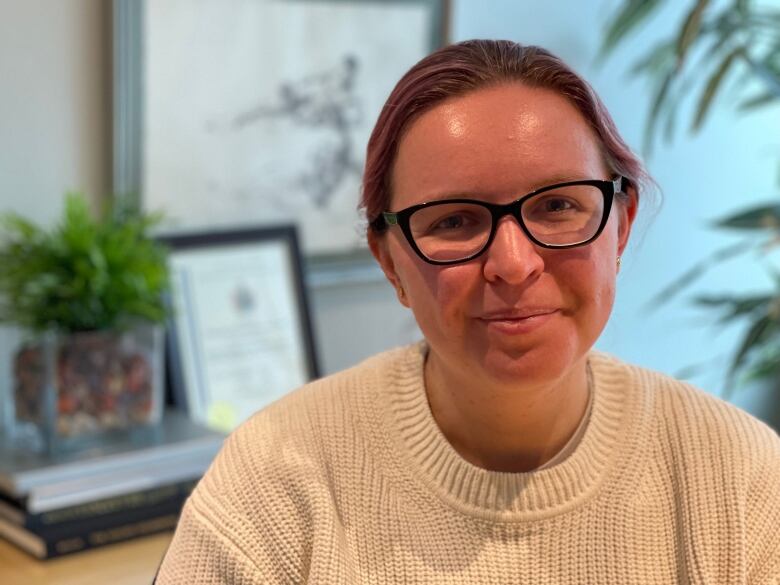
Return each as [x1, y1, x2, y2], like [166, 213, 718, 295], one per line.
[0, 497, 25, 525]
[22, 494, 188, 559]
[6, 478, 196, 531]
[45, 513, 180, 559]
[0, 495, 186, 560]
[41, 490, 188, 536]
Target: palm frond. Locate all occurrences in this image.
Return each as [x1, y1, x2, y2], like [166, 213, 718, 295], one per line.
[600, 0, 668, 59]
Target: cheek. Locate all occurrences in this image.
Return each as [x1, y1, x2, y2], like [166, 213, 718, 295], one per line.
[579, 228, 619, 311]
[405, 263, 481, 330]
[552, 223, 619, 311]
[590, 263, 616, 310]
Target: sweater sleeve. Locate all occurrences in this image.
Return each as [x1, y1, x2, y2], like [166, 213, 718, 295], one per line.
[155, 498, 270, 584]
[154, 400, 322, 585]
[745, 420, 780, 585]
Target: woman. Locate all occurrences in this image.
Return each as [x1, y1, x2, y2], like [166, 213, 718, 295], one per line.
[157, 40, 780, 584]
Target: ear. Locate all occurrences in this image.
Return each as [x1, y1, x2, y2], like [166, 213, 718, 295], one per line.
[616, 184, 638, 256]
[368, 230, 410, 308]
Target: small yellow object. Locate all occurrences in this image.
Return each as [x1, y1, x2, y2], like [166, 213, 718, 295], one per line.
[207, 402, 237, 432]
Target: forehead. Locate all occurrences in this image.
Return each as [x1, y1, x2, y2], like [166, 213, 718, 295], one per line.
[390, 83, 607, 208]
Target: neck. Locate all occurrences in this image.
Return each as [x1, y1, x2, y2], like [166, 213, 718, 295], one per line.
[423, 350, 590, 473]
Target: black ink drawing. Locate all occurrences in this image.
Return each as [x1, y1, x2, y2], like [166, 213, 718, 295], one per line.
[232, 55, 363, 209]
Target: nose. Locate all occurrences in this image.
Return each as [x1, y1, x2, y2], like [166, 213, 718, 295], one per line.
[482, 215, 545, 285]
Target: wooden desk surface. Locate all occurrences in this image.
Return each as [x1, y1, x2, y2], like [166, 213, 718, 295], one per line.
[0, 532, 172, 585]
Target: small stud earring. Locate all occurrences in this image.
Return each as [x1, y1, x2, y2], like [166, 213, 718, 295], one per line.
[617, 256, 622, 268]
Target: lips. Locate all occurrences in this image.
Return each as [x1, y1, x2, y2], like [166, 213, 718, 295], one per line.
[480, 308, 559, 321]
[477, 308, 560, 334]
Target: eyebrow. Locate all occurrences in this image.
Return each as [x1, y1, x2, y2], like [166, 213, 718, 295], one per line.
[411, 172, 597, 203]
[533, 172, 596, 186]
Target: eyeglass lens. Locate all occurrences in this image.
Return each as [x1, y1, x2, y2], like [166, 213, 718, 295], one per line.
[409, 184, 605, 262]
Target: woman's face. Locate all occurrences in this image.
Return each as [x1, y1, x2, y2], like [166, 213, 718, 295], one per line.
[371, 83, 637, 387]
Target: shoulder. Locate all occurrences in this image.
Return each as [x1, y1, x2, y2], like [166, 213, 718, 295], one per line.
[591, 351, 777, 435]
[242, 341, 422, 440]
[591, 350, 779, 477]
[159, 347, 417, 585]
[189, 342, 422, 518]
[590, 353, 780, 577]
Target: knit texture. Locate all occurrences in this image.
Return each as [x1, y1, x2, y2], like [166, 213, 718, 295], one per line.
[157, 343, 780, 584]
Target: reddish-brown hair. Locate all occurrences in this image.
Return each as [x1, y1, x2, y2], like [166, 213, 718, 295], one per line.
[361, 39, 651, 232]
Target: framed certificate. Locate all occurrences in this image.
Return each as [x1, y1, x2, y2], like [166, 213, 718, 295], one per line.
[158, 226, 319, 431]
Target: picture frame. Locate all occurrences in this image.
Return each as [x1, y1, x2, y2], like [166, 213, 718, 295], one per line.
[114, 0, 449, 259]
[158, 225, 320, 431]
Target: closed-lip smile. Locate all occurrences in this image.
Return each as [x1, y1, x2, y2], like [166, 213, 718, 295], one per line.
[479, 308, 559, 321]
[477, 308, 560, 334]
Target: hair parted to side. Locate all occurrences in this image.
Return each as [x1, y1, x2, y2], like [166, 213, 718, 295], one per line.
[360, 39, 653, 233]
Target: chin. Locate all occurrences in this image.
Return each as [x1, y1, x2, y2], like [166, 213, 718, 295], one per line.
[476, 342, 576, 387]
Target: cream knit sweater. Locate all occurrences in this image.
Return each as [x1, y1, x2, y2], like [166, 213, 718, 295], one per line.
[157, 344, 780, 584]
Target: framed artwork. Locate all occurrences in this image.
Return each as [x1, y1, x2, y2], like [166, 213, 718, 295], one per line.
[158, 226, 320, 431]
[114, 0, 449, 258]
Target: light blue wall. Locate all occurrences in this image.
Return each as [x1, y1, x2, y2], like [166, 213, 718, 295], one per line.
[452, 0, 780, 424]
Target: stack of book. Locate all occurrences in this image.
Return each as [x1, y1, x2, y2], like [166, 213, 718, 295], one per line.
[0, 411, 224, 559]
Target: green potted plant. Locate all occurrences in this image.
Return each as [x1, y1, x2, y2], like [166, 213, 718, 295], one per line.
[0, 194, 170, 451]
[601, 0, 780, 393]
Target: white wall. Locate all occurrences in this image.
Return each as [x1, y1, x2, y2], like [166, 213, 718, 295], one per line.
[0, 0, 109, 220]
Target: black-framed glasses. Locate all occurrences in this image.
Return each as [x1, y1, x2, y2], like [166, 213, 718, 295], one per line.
[371, 176, 628, 266]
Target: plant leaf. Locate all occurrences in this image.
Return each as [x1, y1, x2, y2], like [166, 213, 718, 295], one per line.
[724, 312, 778, 396]
[644, 240, 753, 309]
[662, 88, 679, 144]
[692, 293, 771, 309]
[677, 0, 711, 65]
[740, 51, 780, 98]
[714, 203, 780, 230]
[643, 69, 675, 155]
[661, 72, 697, 144]
[737, 91, 779, 111]
[0, 192, 170, 332]
[630, 38, 677, 76]
[743, 342, 780, 383]
[1, 214, 41, 241]
[693, 293, 774, 325]
[691, 45, 744, 132]
[600, 0, 667, 59]
[703, 10, 739, 57]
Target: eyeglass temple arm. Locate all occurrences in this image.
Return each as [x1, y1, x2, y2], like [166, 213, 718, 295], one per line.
[370, 212, 398, 232]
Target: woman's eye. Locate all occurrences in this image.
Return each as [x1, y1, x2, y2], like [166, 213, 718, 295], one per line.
[544, 198, 574, 213]
[434, 214, 468, 230]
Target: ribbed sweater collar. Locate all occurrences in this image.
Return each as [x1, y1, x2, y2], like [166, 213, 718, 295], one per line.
[376, 343, 643, 522]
